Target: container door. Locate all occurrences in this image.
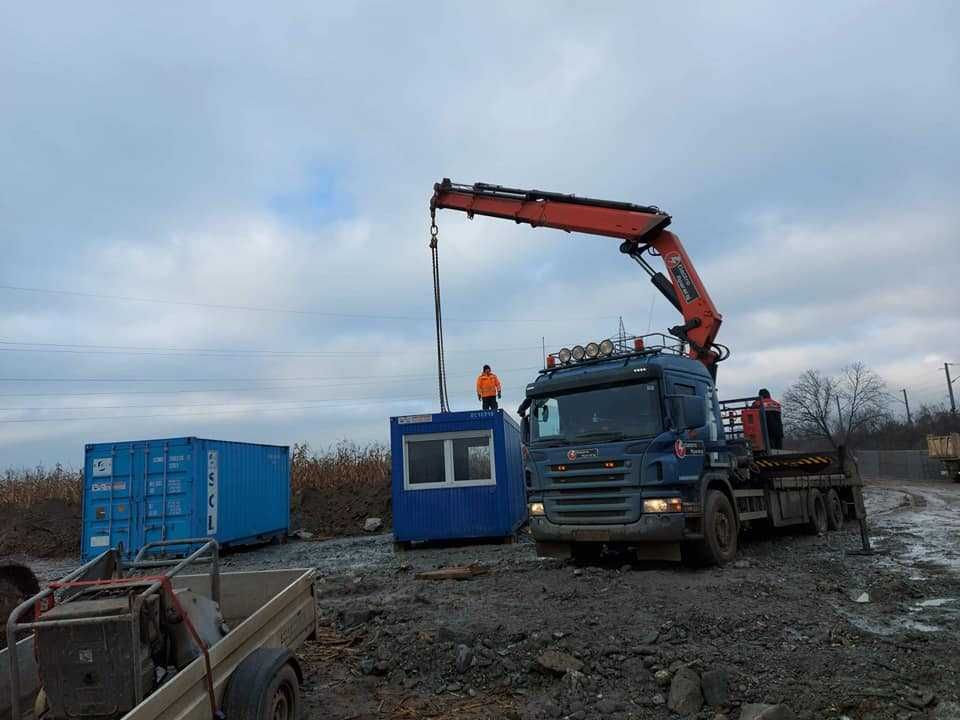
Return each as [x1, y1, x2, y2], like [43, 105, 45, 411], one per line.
[83, 446, 138, 558]
[141, 439, 195, 553]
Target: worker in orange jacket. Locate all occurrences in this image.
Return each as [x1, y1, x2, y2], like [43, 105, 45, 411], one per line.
[752, 388, 784, 450]
[476, 365, 502, 410]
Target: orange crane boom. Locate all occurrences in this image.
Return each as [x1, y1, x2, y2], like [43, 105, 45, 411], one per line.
[430, 179, 726, 372]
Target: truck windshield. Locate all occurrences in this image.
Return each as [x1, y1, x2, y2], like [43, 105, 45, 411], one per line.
[530, 381, 662, 445]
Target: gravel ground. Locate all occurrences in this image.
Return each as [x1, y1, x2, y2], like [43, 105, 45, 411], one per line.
[8, 482, 960, 719]
[233, 482, 959, 720]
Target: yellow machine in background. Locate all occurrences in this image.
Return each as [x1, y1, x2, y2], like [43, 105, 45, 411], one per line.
[927, 433, 960, 482]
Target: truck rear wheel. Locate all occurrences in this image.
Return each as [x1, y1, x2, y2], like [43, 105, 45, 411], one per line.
[806, 490, 828, 535]
[825, 489, 844, 531]
[697, 490, 738, 566]
[222, 648, 301, 720]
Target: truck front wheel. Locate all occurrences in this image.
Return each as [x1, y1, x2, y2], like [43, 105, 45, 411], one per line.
[690, 490, 738, 566]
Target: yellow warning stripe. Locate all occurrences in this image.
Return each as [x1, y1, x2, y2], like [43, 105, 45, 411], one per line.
[752, 455, 833, 469]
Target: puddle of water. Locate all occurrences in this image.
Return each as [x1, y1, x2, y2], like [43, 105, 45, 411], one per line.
[915, 597, 955, 608]
[842, 611, 941, 635]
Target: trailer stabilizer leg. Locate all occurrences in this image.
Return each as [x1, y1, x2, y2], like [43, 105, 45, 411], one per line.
[846, 517, 878, 556]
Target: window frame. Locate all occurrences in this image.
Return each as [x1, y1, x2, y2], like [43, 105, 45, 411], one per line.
[402, 430, 497, 491]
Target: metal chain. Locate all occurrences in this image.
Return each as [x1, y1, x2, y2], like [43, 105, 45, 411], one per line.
[429, 213, 450, 413]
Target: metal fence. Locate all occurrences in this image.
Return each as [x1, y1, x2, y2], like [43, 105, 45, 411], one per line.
[854, 450, 947, 482]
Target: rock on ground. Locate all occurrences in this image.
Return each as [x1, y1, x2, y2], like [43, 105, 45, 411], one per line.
[668, 666, 704, 716]
[701, 668, 730, 707]
[535, 650, 584, 676]
[455, 644, 474, 674]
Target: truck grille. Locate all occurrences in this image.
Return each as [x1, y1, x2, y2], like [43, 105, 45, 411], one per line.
[546, 489, 636, 524]
[543, 467, 638, 524]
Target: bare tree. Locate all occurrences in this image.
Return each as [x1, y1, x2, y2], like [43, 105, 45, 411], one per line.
[783, 363, 891, 448]
[783, 369, 840, 447]
[837, 362, 890, 442]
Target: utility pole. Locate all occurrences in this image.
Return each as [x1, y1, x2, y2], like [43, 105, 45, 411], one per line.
[902, 389, 912, 424]
[947, 363, 958, 414]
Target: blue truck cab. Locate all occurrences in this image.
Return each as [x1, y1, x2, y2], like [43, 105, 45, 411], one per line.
[521, 334, 865, 565]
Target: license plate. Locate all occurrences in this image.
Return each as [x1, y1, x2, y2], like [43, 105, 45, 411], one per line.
[574, 530, 609, 542]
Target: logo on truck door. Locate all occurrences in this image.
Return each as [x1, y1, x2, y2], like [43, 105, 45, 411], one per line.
[675, 439, 705, 458]
[206, 451, 218, 534]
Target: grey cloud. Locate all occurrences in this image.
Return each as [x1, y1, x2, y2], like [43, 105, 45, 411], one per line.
[1, 2, 958, 464]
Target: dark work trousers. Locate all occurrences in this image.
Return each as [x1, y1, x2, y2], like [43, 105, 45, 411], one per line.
[482, 396, 499, 410]
[766, 410, 784, 450]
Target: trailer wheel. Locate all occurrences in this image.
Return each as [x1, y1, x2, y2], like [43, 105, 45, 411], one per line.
[222, 648, 302, 720]
[825, 489, 844, 531]
[806, 490, 828, 535]
[701, 490, 738, 566]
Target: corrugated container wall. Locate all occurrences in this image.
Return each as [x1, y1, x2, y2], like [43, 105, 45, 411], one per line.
[391, 410, 527, 543]
[81, 437, 289, 560]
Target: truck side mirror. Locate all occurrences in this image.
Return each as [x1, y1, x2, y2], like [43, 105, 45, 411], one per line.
[520, 416, 530, 444]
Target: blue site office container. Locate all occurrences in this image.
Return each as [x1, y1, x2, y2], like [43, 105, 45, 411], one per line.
[390, 410, 527, 544]
[81, 437, 289, 560]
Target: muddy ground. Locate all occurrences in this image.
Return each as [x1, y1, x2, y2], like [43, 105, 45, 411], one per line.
[8, 481, 960, 719]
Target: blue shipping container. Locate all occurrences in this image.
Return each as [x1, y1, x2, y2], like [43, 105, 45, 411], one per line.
[81, 437, 289, 560]
[390, 410, 527, 544]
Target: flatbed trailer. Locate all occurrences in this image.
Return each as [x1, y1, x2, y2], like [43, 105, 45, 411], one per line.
[720, 397, 866, 533]
[3, 543, 316, 720]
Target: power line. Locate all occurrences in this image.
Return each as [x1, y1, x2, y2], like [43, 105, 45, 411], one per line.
[0, 397, 434, 424]
[0, 379, 531, 412]
[0, 392, 439, 414]
[0, 365, 542, 383]
[0, 339, 544, 357]
[0, 390, 528, 424]
[0, 367, 540, 397]
[0, 284, 614, 324]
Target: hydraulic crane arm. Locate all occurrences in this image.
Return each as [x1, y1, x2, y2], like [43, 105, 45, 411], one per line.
[430, 179, 725, 371]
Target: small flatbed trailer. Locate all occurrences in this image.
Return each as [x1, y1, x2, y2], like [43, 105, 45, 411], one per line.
[3, 541, 316, 720]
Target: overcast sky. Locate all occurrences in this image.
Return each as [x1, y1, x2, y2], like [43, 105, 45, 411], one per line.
[2, 2, 958, 467]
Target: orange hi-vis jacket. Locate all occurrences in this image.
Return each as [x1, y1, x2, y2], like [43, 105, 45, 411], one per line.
[476, 372, 502, 398]
[752, 397, 782, 413]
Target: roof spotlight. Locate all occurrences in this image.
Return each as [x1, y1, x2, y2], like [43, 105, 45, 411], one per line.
[599, 339, 615, 356]
[571, 345, 586, 361]
[585, 342, 599, 359]
[558, 347, 572, 364]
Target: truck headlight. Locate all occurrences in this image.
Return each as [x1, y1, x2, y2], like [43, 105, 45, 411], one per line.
[529, 502, 545, 516]
[643, 498, 683, 513]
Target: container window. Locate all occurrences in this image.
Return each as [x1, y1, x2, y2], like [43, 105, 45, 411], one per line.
[453, 437, 492, 482]
[406, 439, 446, 485]
[403, 431, 496, 490]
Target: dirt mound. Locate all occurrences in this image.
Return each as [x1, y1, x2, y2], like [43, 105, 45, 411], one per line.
[296, 479, 391, 539]
[0, 498, 82, 558]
